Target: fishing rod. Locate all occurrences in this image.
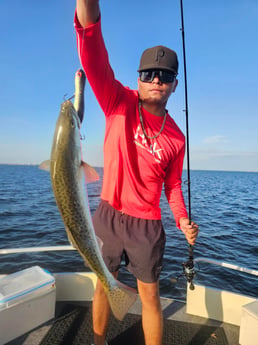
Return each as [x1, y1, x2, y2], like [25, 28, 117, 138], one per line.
[179, 0, 195, 290]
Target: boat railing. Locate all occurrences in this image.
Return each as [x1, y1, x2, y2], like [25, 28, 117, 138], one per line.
[194, 257, 258, 277]
[0, 245, 75, 255]
[0, 247, 258, 277]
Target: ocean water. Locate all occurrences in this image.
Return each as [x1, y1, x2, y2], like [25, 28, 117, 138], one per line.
[0, 164, 257, 301]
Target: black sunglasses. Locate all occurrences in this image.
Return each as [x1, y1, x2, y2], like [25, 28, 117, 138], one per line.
[139, 70, 176, 84]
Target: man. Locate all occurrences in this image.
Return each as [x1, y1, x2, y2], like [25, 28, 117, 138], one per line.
[75, 1, 199, 345]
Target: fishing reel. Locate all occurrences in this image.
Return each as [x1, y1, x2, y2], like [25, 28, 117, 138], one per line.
[170, 245, 196, 290]
[182, 253, 195, 290]
[182, 244, 195, 290]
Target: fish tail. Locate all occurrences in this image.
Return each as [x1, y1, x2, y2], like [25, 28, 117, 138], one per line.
[106, 280, 137, 321]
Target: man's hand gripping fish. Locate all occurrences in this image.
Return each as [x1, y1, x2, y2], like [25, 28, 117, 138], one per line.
[40, 69, 137, 320]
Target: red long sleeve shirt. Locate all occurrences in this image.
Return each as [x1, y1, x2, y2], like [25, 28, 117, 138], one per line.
[74, 15, 188, 228]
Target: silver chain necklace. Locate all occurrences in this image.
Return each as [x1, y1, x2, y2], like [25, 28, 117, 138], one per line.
[138, 101, 167, 139]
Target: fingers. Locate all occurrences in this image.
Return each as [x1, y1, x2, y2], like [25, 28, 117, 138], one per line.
[185, 222, 199, 245]
[179, 218, 199, 245]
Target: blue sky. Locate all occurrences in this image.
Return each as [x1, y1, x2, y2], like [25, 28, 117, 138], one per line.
[0, 0, 257, 172]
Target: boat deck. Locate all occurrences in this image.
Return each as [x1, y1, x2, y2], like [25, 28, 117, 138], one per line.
[1, 250, 257, 345]
[6, 296, 240, 345]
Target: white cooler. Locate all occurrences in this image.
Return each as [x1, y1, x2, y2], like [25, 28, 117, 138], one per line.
[0, 266, 56, 345]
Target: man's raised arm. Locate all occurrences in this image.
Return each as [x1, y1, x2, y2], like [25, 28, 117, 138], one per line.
[76, 0, 100, 27]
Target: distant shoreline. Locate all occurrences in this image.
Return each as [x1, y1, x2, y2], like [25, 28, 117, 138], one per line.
[0, 163, 257, 174]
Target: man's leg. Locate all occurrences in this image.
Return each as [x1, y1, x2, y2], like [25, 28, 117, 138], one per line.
[92, 272, 118, 345]
[137, 279, 163, 345]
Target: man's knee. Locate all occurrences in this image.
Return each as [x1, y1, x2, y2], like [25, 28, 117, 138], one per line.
[137, 280, 161, 309]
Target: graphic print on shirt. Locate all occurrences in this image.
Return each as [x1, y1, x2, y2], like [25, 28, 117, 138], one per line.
[133, 124, 164, 163]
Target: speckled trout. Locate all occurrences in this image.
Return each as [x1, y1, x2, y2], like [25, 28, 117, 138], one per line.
[41, 70, 137, 320]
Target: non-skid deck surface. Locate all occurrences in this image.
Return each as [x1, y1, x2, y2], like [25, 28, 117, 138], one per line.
[40, 304, 229, 345]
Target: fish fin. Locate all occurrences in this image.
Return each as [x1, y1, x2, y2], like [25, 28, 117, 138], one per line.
[39, 160, 51, 171]
[84, 236, 103, 268]
[96, 236, 103, 253]
[107, 280, 137, 321]
[81, 161, 100, 183]
[65, 227, 78, 249]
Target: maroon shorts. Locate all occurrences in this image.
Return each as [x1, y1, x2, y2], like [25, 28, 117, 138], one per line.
[92, 200, 166, 283]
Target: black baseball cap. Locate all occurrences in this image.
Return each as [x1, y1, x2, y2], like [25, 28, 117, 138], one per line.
[138, 45, 178, 74]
